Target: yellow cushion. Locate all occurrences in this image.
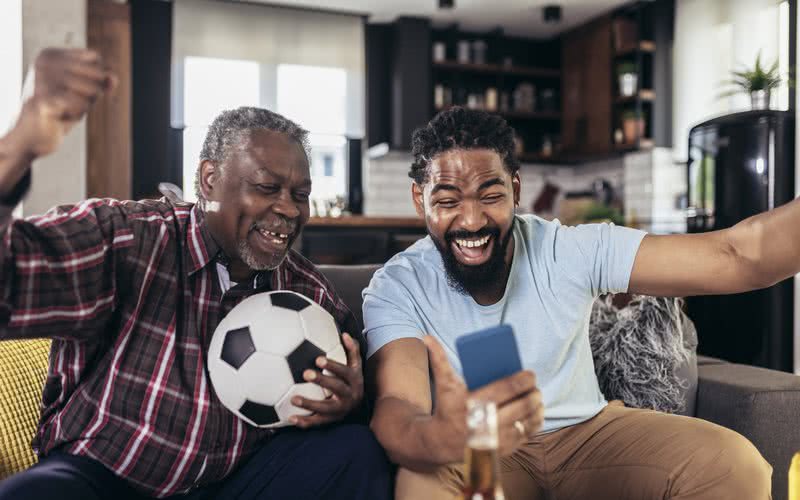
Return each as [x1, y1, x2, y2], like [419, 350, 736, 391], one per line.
[0, 339, 50, 480]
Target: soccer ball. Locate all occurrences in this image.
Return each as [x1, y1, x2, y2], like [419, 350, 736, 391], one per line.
[207, 290, 345, 428]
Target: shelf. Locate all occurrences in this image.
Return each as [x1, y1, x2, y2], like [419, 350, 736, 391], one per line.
[614, 40, 656, 57]
[519, 153, 560, 163]
[614, 139, 654, 151]
[307, 216, 425, 229]
[616, 89, 655, 103]
[432, 61, 560, 79]
[435, 106, 560, 121]
[501, 110, 560, 120]
[518, 142, 656, 165]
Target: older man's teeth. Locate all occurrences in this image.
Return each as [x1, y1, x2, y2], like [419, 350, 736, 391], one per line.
[455, 236, 490, 248]
[259, 229, 289, 244]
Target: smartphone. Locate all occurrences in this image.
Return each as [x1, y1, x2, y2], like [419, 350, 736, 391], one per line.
[455, 324, 523, 391]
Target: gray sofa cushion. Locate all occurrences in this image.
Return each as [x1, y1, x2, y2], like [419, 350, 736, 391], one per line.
[697, 362, 800, 500]
[319, 264, 381, 329]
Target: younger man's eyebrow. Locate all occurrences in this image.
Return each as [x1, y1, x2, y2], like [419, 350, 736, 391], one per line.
[431, 183, 460, 195]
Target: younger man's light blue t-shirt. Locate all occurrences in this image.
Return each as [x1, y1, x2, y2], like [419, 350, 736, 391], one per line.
[362, 214, 646, 432]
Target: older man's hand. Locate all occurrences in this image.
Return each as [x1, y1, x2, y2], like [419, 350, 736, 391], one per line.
[290, 333, 364, 427]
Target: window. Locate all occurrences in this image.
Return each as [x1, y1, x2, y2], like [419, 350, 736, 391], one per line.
[181, 57, 260, 203]
[277, 64, 348, 205]
[172, 0, 364, 208]
[322, 155, 334, 177]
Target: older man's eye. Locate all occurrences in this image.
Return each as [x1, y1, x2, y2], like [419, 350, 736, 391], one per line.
[256, 184, 279, 194]
[294, 191, 310, 201]
[437, 199, 458, 208]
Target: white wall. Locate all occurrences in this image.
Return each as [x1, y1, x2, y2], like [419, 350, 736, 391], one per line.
[0, 0, 22, 136]
[21, 0, 87, 216]
[673, 0, 788, 161]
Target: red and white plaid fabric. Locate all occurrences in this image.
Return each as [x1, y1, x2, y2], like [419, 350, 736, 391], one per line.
[0, 198, 359, 497]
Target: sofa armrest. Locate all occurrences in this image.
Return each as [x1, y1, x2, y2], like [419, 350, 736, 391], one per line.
[697, 362, 800, 500]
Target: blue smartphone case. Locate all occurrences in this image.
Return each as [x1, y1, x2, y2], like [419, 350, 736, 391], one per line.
[455, 324, 523, 391]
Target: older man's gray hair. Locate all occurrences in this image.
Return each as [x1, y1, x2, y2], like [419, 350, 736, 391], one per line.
[194, 107, 310, 205]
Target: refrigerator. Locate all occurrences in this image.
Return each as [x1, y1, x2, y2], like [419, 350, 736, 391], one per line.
[686, 110, 795, 372]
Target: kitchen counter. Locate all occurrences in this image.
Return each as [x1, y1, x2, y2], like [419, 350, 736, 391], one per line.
[307, 216, 425, 229]
[300, 216, 427, 264]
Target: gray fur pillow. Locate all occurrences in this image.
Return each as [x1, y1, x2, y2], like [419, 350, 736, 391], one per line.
[589, 295, 698, 413]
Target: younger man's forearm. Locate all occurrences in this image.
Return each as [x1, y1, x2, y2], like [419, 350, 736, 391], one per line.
[370, 396, 452, 472]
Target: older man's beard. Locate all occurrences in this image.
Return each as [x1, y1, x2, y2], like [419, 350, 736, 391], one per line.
[236, 240, 285, 271]
[430, 225, 513, 296]
[236, 219, 298, 271]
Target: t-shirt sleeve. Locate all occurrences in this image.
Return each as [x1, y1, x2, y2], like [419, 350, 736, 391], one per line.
[551, 221, 646, 296]
[362, 266, 425, 359]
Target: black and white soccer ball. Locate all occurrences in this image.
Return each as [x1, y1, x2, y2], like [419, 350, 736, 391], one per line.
[207, 290, 345, 428]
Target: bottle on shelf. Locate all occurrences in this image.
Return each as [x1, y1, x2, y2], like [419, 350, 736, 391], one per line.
[435, 84, 445, 110]
[485, 87, 498, 112]
[472, 40, 487, 65]
[541, 135, 553, 157]
[457, 40, 471, 64]
[513, 83, 536, 113]
[433, 41, 447, 63]
[540, 88, 557, 112]
[499, 91, 510, 113]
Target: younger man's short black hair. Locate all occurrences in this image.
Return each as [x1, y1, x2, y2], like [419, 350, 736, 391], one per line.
[408, 107, 520, 185]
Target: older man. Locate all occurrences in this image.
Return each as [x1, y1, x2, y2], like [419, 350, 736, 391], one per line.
[0, 48, 391, 499]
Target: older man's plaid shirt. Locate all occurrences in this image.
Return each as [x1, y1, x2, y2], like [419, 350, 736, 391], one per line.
[0, 196, 360, 497]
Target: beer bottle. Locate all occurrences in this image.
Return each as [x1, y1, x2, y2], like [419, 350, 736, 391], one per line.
[461, 398, 505, 500]
[790, 452, 800, 500]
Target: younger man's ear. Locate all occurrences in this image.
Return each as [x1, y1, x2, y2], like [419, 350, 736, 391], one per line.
[411, 182, 425, 218]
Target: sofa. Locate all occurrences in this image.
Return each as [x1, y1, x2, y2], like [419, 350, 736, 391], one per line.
[1, 264, 799, 499]
[319, 264, 800, 500]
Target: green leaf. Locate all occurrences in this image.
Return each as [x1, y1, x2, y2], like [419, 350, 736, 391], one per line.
[723, 51, 783, 93]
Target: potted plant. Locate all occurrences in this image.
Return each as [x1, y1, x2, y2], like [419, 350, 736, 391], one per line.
[724, 51, 782, 110]
[617, 62, 638, 97]
[621, 109, 645, 144]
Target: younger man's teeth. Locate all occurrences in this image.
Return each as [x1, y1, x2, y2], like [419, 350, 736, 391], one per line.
[456, 236, 489, 248]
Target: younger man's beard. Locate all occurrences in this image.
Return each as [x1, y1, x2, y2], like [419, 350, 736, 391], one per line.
[430, 225, 513, 296]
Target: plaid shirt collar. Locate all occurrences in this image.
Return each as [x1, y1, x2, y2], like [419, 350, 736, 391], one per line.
[186, 204, 280, 291]
[186, 204, 221, 276]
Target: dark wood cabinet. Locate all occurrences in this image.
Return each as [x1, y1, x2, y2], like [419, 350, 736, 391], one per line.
[561, 17, 613, 155]
[366, 18, 433, 150]
[365, 1, 671, 160]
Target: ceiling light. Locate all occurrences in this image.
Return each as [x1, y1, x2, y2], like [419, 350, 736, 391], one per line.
[543, 5, 562, 24]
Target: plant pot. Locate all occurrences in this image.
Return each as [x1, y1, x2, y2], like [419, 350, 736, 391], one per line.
[622, 117, 645, 144]
[618, 73, 638, 97]
[750, 90, 771, 110]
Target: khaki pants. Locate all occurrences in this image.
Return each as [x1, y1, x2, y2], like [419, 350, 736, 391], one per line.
[396, 402, 772, 500]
